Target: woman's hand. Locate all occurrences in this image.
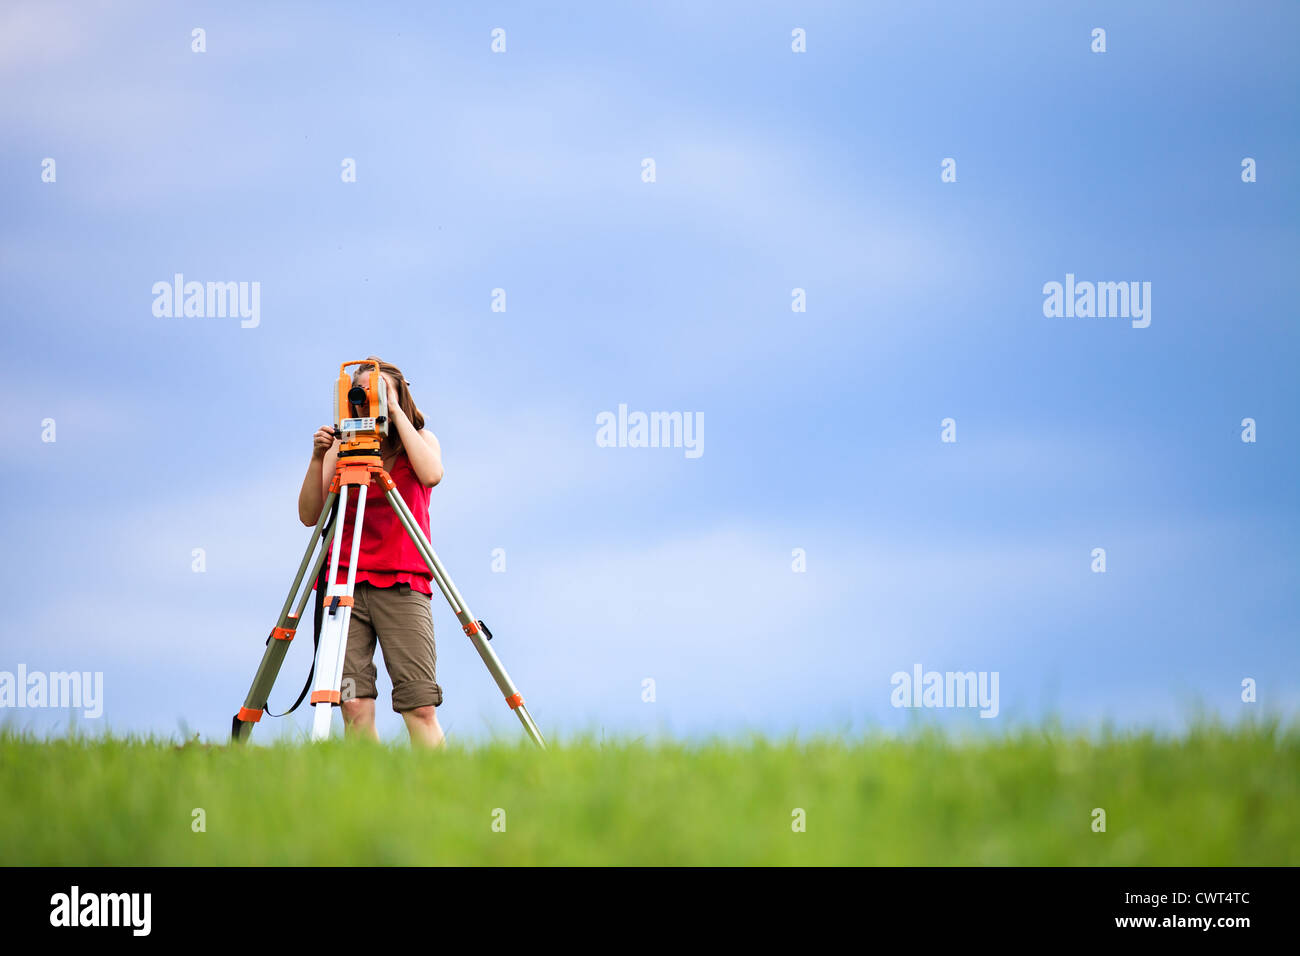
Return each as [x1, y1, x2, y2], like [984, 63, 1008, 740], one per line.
[311, 425, 337, 459]
[387, 397, 409, 428]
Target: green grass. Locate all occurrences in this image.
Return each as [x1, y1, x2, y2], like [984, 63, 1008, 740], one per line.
[1, 719, 1297, 865]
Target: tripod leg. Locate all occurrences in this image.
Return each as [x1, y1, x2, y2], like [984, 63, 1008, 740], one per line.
[381, 477, 546, 749]
[309, 482, 369, 741]
[232, 491, 338, 743]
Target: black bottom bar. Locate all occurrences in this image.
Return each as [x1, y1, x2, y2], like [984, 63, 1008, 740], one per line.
[0, 866, 1286, 942]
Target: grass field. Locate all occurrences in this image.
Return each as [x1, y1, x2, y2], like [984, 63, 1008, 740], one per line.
[2, 719, 1297, 865]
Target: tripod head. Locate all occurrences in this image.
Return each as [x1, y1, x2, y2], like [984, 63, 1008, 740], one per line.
[334, 360, 390, 458]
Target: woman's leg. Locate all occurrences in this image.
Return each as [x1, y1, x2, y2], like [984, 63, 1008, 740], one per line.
[340, 585, 380, 741]
[370, 583, 446, 748]
[400, 705, 445, 748]
[341, 697, 379, 740]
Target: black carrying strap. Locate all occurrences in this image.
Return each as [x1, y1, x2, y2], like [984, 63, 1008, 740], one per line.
[264, 496, 338, 718]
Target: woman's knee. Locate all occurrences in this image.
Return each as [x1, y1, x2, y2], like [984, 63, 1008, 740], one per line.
[340, 697, 375, 721]
[403, 704, 437, 724]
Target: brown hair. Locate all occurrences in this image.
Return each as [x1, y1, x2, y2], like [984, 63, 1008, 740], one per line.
[353, 355, 425, 434]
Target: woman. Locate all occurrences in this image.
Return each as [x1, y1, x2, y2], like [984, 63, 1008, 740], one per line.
[296, 356, 446, 747]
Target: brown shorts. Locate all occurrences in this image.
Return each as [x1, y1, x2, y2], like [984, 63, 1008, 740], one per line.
[341, 581, 443, 712]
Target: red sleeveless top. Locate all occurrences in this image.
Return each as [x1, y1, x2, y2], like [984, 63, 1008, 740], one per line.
[331, 451, 434, 594]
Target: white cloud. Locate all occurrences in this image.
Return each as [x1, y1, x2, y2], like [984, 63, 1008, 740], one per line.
[0, 0, 111, 73]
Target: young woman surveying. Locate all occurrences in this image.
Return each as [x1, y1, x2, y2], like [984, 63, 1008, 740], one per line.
[297, 356, 446, 747]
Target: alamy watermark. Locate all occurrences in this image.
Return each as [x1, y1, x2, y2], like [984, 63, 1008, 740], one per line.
[1042, 273, 1150, 328]
[152, 273, 260, 328]
[596, 404, 703, 459]
[50, 886, 150, 936]
[890, 664, 999, 718]
[0, 665, 103, 718]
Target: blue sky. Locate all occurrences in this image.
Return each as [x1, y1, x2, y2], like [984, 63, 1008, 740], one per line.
[2, 1, 1297, 743]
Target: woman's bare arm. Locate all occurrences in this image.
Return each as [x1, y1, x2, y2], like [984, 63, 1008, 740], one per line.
[298, 426, 339, 525]
[389, 402, 443, 487]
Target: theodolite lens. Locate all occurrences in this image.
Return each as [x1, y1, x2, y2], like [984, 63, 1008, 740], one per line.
[348, 385, 367, 407]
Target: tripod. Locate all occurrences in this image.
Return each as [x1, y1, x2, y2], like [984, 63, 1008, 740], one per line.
[231, 361, 545, 748]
